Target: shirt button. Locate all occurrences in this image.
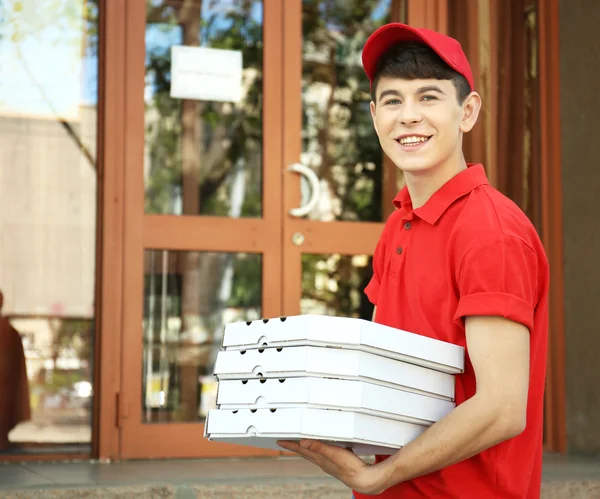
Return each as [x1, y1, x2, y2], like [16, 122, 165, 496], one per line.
[396, 246, 403, 255]
[404, 222, 412, 230]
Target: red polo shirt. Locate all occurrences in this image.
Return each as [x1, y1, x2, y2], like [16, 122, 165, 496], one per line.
[355, 164, 549, 499]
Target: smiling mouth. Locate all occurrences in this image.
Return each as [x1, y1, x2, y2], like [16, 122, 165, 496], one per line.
[396, 135, 432, 147]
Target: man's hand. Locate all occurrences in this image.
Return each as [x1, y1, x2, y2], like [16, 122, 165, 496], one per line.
[277, 439, 388, 495]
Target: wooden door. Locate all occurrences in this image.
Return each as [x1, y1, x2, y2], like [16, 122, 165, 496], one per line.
[119, 0, 283, 459]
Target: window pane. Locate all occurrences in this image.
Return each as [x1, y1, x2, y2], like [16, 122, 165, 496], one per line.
[0, 0, 98, 452]
[301, 0, 393, 222]
[301, 253, 374, 320]
[142, 250, 261, 423]
[144, 0, 264, 218]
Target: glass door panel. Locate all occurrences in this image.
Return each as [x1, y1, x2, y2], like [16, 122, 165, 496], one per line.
[142, 249, 261, 424]
[298, 0, 397, 223]
[301, 253, 375, 320]
[144, 0, 264, 218]
[0, 0, 99, 455]
[282, 0, 405, 317]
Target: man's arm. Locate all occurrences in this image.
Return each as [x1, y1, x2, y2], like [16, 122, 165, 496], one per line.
[277, 315, 530, 494]
[372, 306, 377, 321]
[375, 315, 530, 490]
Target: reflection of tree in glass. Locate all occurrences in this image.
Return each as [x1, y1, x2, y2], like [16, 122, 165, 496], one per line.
[47, 318, 93, 394]
[300, 0, 391, 320]
[0, 0, 99, 167]
[302, 0, 391, 223]
[144, 0, 263, 217]
[145, 2, 263, 334]
[302, 254, 374, 320]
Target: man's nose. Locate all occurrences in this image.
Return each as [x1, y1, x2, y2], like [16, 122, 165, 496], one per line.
[398, 102, 423, 125]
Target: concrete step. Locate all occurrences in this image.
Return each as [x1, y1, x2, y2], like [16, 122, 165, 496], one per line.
[2, 480, 600, 498]
[1, 454, 600, 498]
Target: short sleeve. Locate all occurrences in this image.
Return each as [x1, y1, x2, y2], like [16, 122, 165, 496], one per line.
[364, 234, 386, 306]
[453, 235, 538, 332]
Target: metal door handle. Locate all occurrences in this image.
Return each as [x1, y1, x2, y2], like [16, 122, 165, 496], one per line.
[287, 163, 320, 217]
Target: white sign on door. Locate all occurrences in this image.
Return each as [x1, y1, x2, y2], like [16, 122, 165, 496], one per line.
[170, 46, 243, 103]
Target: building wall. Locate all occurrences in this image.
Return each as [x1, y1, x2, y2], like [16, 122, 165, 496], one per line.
[559, 0, 600, 454]
[0, 107, 97, 318]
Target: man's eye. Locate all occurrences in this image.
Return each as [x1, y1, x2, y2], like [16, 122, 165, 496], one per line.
[384, 99, 401, 105]
[422, 95, 438, 101]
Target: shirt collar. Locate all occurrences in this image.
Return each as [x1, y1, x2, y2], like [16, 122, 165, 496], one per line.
[392, 164, 489, 225]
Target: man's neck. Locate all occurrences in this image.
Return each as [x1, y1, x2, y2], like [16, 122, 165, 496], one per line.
[403, 156, 468, 209]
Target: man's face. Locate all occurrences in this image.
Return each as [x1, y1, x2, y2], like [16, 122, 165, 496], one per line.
[370, 77, 476, 175]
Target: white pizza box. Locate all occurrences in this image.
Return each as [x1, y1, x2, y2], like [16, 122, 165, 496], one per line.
[213, 345, 455, 401]
[222, 315, 464, 374]
[217, 377, 455, 426]
[204, 407, 424, 455]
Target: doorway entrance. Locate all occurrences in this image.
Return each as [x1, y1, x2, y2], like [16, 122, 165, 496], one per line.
[113, 0, 404, 460]
[97, 0, 564, 461]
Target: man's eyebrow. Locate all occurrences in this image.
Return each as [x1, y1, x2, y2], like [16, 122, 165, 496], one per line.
[417, 85, 446, 95]
[378, 85, 446, 101]
[378, 89, 401, 101]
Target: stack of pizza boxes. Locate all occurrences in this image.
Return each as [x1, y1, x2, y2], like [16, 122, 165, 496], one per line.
[204, 315, 464, 455]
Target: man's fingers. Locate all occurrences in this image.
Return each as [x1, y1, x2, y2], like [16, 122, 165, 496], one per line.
[277, 440, 323, 464]
[300, 439, 346, 460]
[278, 439, 354, 466]
[300, 439, 321, 451]
[279, 439, 323, 454]
[277, 440, 318, 458]
[277, 440, 301, 452]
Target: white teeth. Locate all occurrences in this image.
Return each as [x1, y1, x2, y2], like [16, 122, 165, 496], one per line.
[399, 136, 429, 145]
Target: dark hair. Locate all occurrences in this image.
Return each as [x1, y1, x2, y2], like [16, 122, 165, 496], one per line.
[371, 41, 471, 104]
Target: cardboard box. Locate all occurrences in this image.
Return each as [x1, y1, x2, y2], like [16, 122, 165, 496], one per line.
[204, 407, 424, 455]
[216, 377, 455, 426]
[213, 345, 455, 400]
[222, 315, 464, 374]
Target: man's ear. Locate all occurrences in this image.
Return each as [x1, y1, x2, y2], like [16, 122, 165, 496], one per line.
[460, 91, 482, 133]
[370, 101, 379, 135]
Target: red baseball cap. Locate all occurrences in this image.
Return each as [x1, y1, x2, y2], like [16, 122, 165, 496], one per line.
[362, 23, 474, 91]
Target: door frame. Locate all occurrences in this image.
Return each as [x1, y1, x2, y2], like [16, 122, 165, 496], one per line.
[537, 0, 566, 454]
[96, 0, 126, 461]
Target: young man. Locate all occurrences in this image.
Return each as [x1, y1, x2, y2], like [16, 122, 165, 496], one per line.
[278, 23, 549, 498]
